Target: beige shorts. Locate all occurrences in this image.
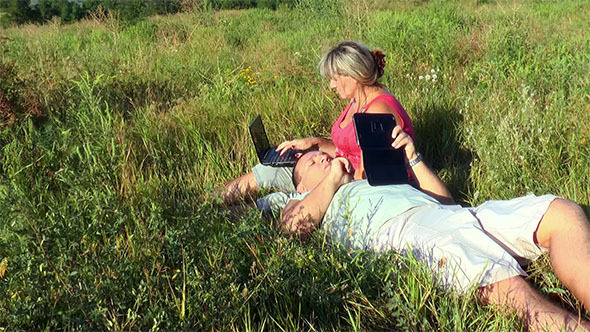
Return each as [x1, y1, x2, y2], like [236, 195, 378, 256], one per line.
[372, 194, 557, 292]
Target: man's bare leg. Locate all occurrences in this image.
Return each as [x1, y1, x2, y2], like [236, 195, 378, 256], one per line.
[536, 198, 590, 311]
[479, 276, 590, 331]
[221, 172, 259, 205]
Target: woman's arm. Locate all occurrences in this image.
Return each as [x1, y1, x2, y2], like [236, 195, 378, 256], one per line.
[391, 126, 455, 205]
[316, 138, 337, 156]
[364, 100, 404, 133]
[277, 137, 336, 157]
[407, 155, 455, 205]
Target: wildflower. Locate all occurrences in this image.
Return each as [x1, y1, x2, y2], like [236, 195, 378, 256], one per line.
[432, 74, 437, 80]
[431, 68, 435, 74]
[294, 51, 301, 57]
[425, 74, 431, 80]
[419, 75, 424, 80]
[0, 258, 7, 278]
[519, 155, 525, 161]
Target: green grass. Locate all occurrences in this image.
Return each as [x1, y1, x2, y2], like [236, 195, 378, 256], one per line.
[1, 0, 589, 330]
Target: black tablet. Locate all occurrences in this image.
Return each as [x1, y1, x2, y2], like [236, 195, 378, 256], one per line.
[353, 113, 408, 186]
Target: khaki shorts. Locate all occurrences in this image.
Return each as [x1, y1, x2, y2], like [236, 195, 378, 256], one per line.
[373, 194, 557, 292]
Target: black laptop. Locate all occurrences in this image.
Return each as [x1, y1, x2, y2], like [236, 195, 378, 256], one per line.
[248, 114, 300, 167]
[353, 113, 408, 186]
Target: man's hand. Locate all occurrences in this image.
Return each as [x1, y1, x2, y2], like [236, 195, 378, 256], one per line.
[280, 157, 353, 239]
[328, 157, 354, 188]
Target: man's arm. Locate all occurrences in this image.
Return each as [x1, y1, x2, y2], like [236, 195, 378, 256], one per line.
[391, 126, 455, 205]
[281, 158, 353, 238]
[220, 172, 258, 205]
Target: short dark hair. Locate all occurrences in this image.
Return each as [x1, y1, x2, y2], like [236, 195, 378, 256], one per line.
[291, 153, 306, 189]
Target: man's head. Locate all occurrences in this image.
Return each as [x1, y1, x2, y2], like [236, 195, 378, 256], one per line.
[292, 151, 334, 193]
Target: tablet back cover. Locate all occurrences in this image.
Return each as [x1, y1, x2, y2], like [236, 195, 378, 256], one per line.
[353, 113, 408, 185]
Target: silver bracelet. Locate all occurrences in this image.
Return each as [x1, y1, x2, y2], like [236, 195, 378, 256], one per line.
[408, 153, 422, 167]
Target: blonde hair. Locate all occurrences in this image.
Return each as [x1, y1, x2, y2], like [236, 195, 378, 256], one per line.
[318, 41, 386, 86]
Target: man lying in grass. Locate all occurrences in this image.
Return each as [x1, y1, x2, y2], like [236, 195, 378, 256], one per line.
[257, 125, 590, 332]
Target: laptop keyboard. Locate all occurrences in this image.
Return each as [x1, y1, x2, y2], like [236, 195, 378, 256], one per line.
[267, 149, 294, 163]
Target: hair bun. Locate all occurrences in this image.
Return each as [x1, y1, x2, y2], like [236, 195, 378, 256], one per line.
[371, 49, 386, 77]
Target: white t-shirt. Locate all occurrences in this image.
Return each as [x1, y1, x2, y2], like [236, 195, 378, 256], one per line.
[257, 181, 556, 292]
[257, 180, 441, 250]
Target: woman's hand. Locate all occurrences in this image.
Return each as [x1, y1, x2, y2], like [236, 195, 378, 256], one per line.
[391, 125, 454, 204]
[391, 125, 418, 161]
[276, 138, 317, 156]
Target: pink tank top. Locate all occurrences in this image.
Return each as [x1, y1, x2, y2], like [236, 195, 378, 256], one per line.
[331, 94, 414, 170]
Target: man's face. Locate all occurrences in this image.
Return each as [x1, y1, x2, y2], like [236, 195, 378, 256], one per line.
[294, 151, 333, 192]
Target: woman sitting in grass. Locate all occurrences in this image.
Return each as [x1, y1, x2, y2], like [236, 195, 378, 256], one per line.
[222, 41, 414, 204]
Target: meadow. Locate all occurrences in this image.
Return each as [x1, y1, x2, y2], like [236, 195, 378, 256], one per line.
[1, 0, 589, 330]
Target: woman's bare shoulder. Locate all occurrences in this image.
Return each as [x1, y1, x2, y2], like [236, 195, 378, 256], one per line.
[365, 99, 395, 114]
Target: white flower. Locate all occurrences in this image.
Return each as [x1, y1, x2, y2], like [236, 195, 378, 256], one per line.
[431, 69, 435, 74]
[425, 74, 431, 80]
[294, 51, 301, 57]
[419, 76, 424, 80]
[519, 155, 525, 161]
[432, 74, 437, 79]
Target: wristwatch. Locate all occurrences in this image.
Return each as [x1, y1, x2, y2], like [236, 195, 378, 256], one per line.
[408, 153, 423, 167]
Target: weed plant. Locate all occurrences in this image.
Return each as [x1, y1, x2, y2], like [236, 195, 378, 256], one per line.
[0, 0, 589, 330]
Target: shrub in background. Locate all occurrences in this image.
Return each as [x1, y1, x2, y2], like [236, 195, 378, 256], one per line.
[0, 62, 42, 126]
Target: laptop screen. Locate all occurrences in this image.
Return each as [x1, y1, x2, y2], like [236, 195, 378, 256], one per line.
[248, 115, 271, 160]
